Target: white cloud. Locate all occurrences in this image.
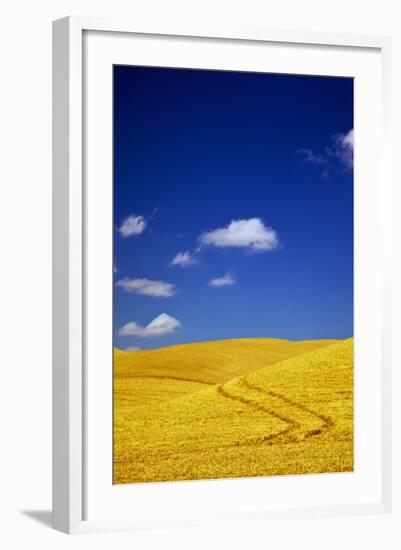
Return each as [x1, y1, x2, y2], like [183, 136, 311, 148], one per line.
[118, 313, 181, 337]
[297, 148, 327, 165]
[118, 214, 147, 237]
[115, 277, 176, 297]
[342, 128, 354, 148]
[125, 346, 141, 352]
[208, 273, 235, 287]
[334, 129, 354, 169]
[170, 250, 198, 267]
[298, 128, 354, 173]
[200, 218, 278, 252]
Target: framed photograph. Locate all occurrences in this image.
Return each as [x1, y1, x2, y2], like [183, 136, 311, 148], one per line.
[52, 17, 392, 534]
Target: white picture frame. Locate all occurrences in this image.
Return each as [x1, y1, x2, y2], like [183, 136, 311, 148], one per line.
[52, 16, 392, 534]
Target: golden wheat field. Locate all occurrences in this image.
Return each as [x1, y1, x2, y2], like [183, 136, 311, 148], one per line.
[113, 337, 353, 484]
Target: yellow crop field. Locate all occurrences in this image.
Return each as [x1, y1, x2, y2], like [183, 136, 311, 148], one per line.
[114, 337, 353, 484]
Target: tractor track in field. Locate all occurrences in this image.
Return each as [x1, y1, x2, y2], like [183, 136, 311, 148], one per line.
[240, 378, 334, 437]
[216, 375, 334, 445]
[216, 384, 299, 444]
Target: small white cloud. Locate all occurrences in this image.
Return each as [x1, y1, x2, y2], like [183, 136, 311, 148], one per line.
[115, 277, 176, 297]
[208, 273, 235, 287]
[170, 250, 198, 267]
[118, 313, 181, 338]
[118, 214, 147, 237]
[334, 129, 354, 169]
[299, 128, 354, 174]
[113, 263, 117, 273]
[342, 128, 354, 148]
[297, 148, 327, 165]
[125, 346, 141, 352]
[200, 218, 278, 252]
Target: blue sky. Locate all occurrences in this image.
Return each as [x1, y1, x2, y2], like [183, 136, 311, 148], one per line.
[113, 66, 353, 350]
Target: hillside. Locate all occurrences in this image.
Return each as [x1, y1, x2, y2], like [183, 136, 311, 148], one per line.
[114, 338, 353, 484]
[114, 338, 338, 416]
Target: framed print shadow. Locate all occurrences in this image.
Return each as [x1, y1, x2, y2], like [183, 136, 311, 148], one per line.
[52, 17, 392, 534]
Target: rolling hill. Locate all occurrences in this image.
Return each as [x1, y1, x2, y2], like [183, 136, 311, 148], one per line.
[114, 337, 353, 484]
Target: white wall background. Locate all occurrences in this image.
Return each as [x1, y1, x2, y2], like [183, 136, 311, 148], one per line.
[0, 1, 399, 548]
